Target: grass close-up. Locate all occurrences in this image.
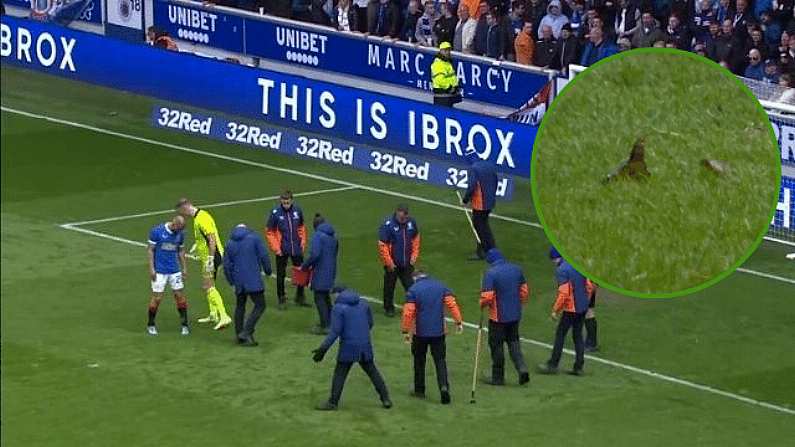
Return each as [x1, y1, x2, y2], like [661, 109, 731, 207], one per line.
[2, 65, 795, 446]
[532, 49, 782, 297]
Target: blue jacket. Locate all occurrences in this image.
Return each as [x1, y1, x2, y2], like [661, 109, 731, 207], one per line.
[266, 204, 306, 257]
[554, 261, 590, 314]
[579, 40, 618, 67]
[301, 222, 339, 292]
[223, 226, 273, 295]
[463, 160, 498, 211]
[378, 214, 420, 268]
[402, 275, 462, 337]
[480, 249, 529, 323]
[320, 290, 375, 363]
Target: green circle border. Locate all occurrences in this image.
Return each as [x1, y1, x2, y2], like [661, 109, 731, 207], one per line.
[529, 47, 782, 299]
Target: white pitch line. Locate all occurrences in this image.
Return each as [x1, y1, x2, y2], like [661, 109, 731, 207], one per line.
[3, 106, 792, 286]
[58, 224, 795, 416]
[61, 186, 358, 226]
[736, 267, 795, 285]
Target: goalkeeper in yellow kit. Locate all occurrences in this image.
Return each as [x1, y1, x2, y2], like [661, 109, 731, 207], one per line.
[176, 198, 231, 330]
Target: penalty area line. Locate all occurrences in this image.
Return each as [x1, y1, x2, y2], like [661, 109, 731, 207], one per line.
[58, 223, 795, 416]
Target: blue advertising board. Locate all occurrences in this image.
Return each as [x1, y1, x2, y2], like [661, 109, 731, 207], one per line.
[0, 16, 533, 177]
[152, 0, 245, 53]
[4, 0, 103, 24]
[769, 113, 795, 167]
[151, 0, 551, 109]
[151, 105, 514, 198]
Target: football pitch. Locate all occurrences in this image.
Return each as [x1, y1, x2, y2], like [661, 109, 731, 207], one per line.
[2, 67, 794, 446]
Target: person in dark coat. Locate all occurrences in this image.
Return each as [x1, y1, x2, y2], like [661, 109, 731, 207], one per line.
[265, 190, 309, 309]
[538, 247, 591, 375]
[479, 249, 530, 386]
[401, 271, 463, 404]
[552, 23, 580, 71]
[533, 24, 558, 67]
[313, 288, 392, 410]
[461, 147, 499, 259]
[223, 224, 273, 346]
[378, 204, 420, 317]
[434, 1, 460, 46]
[301, 214, 339, 334]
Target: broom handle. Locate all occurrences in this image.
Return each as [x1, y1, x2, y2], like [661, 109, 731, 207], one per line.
[470, 307, 485, 401]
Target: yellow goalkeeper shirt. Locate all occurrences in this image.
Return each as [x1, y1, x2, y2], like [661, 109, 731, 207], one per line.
[193, 209, 224, 258]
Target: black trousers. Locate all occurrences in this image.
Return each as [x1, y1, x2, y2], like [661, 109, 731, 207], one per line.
[383, 265, 414, 312]
[314, 290, 331, 329]
[411, 335, 448, 393]
[548, 311, 586, 371]
[234, 291, 265, 340]
[330, 360, 390, 405]
[488, 320, 528, 382]
[472, 209, 495, 254]
[275, 254, 305, 302]
[353, 4, 368, 32]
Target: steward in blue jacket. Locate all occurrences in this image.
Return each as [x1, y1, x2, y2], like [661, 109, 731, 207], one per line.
[378, 203, 420, 317]
[401, 271, 463, 404]
[312, 288, 392, 411]
[479, 249, 530, 386]
[301, 215, 339, 333]
[461, 148, 498, 259]
[223, 224, 273, 346]
[539, 247, 591, 375]
[265, 190, 308, 308]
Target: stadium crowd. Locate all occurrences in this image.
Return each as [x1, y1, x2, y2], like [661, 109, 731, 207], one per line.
[202, 0, 795, 85]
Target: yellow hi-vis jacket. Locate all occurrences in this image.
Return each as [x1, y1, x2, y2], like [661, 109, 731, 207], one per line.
[431, 56, 458, 93]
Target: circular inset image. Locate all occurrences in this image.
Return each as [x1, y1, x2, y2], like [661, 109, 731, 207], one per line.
[531, 49, 781, 298]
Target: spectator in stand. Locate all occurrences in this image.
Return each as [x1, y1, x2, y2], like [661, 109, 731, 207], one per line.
[653, 39, 667, 46]
[763, 59, 781, 82]
[580, 26, 617, 66]
[474, 6, 490, 54]
[614, 0, 640, 40]
[533, 24, 558, 67]
[715, 0, 731, 23]
[455, 5, 479, 52]
[755, 0, 773, 20]
[693, 41, 708, 55]
[499, 6, 516, 60]
[268, 0, 293, 18]
[780, 72, 793, 88]
[514, 21, 536, 64]
[485, 12, 507, 58]
[760, 10, 782, 48]
[402, 0, 423, 42]
[566, 0, 585, 36]
[704, 21, 722, 58]
[509, 2, 525, 37]
[665, 14, 692, 49]
[434, 2, 460, 45]
[745, 48, 765, 79]
[461, 0, 484, 19]
[714, 19, 744, 72]
[652, 0, 672, 23]
[774, 0, 794, 27]
[733, 0, 750, 39]
[776, 31, 790, 62]
[525, 0, 549, 33]
[539, 0, 570, 38]
[292, 0, 312, 22]
[692, 0, 717, 42]
[632, 12, 666, 48]
[747, 27, 769, 61]
[150, 28, 179, 51]
[333, 0, 359, 32]
[552, 23, 580, 71]
[416, 1, 439, 46]
[618, 36, 632, 50]
[353, 0, 371, 32]
[310, 0, 332, 25]
[370, 0, 400, 37]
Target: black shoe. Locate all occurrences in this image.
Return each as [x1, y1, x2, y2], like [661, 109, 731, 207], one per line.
[316, 401, 338, 411]
[536, 363, 559, 375]
[585, 345, 600, 353]
[410, 390, 426, 399]
[384, 309, 396, 318]
[440, 389, 451, 405]
[568, 369, 584, 376]
[381, 398, 393, 409]
[237, 336, 258, 347]
[482, 377, 505, 386]
[519, 372, 530, 385]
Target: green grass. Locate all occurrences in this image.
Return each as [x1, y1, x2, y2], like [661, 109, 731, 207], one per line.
[2, 66, 795, 447]
[532, 49, 781, 297]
